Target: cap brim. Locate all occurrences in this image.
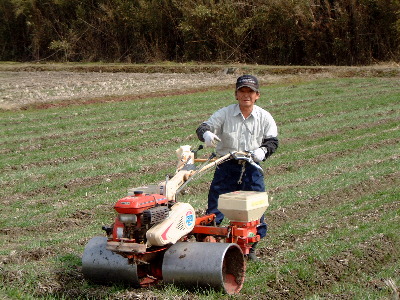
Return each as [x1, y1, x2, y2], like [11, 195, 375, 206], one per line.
[236, 84, 259, 92]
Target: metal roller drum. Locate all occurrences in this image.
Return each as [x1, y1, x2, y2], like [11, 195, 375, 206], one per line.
[162, 242, 246, 294]
[82, 236, 139, 286]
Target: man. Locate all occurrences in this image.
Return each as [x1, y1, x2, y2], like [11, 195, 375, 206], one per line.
[196, 74, 279, 261]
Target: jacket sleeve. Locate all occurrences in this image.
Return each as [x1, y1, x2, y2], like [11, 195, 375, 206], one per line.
[196, 122, 211, 142]
[261, 137, 279, 159]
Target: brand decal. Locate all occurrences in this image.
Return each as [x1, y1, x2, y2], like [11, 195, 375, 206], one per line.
[185, 210, 194, 227]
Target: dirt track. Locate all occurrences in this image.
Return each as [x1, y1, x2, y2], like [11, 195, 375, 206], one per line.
[1, 64, 398, 110]
[0, 71, 321, 110]
[0, 71, 235, 109]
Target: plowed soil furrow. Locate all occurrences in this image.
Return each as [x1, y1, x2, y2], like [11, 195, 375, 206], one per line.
[2, 115, 396, 176]
[272, 83, 400, 109]
[0, 114, 196, 149]
[2, 172, 397, 246]
[1, 134, 397, 206]
[268, 136, 399, 176]
[263, 192, 398, 258]
[263, 234, 398, 299]
[1, 71, 399, 300]
[267, 172, 399, 228]
[280, 113, 398, 144]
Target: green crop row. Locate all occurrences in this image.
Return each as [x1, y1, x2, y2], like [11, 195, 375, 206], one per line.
[1, 76, 399, 299]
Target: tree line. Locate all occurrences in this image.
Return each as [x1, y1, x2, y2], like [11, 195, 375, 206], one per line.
[1, 0, 399, 65]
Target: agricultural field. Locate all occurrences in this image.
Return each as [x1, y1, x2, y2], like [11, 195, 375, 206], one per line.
[0, 65, 399, 299]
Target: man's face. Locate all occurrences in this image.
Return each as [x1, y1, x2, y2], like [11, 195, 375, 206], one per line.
[235, 86, 260, 108]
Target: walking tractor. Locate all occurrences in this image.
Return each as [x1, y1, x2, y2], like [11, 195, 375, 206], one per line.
[82, 145, 269, 294]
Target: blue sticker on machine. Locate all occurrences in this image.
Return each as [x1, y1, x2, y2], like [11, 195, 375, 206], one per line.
[186, 210, 194, 227]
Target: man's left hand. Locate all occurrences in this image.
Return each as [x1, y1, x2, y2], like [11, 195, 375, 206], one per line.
[252, 148, 266, 162]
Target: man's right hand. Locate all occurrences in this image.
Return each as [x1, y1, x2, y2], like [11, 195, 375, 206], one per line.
[203, 131, 221, 147]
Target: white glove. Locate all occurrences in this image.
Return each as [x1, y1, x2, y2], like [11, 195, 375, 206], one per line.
[252, 148, 266, 162]
[203, 131, 221, 147]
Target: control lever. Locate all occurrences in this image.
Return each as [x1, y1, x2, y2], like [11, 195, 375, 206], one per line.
[230, 151, 264, 173]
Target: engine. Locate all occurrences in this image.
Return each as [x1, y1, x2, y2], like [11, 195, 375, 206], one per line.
[106, 191, 195, 251]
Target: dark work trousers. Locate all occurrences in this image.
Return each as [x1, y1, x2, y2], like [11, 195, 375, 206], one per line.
[206, 159, 268, 238]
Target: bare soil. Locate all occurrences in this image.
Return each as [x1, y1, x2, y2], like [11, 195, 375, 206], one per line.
[1, 63, 398, 110]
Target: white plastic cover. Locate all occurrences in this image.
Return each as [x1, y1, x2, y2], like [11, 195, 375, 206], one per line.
[146, 202, 195, 246]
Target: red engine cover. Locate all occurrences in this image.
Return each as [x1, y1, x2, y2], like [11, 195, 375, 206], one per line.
[114, 191, 168, 214]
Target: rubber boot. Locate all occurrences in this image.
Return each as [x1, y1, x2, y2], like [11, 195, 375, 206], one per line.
[247, 242, 259, 261]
